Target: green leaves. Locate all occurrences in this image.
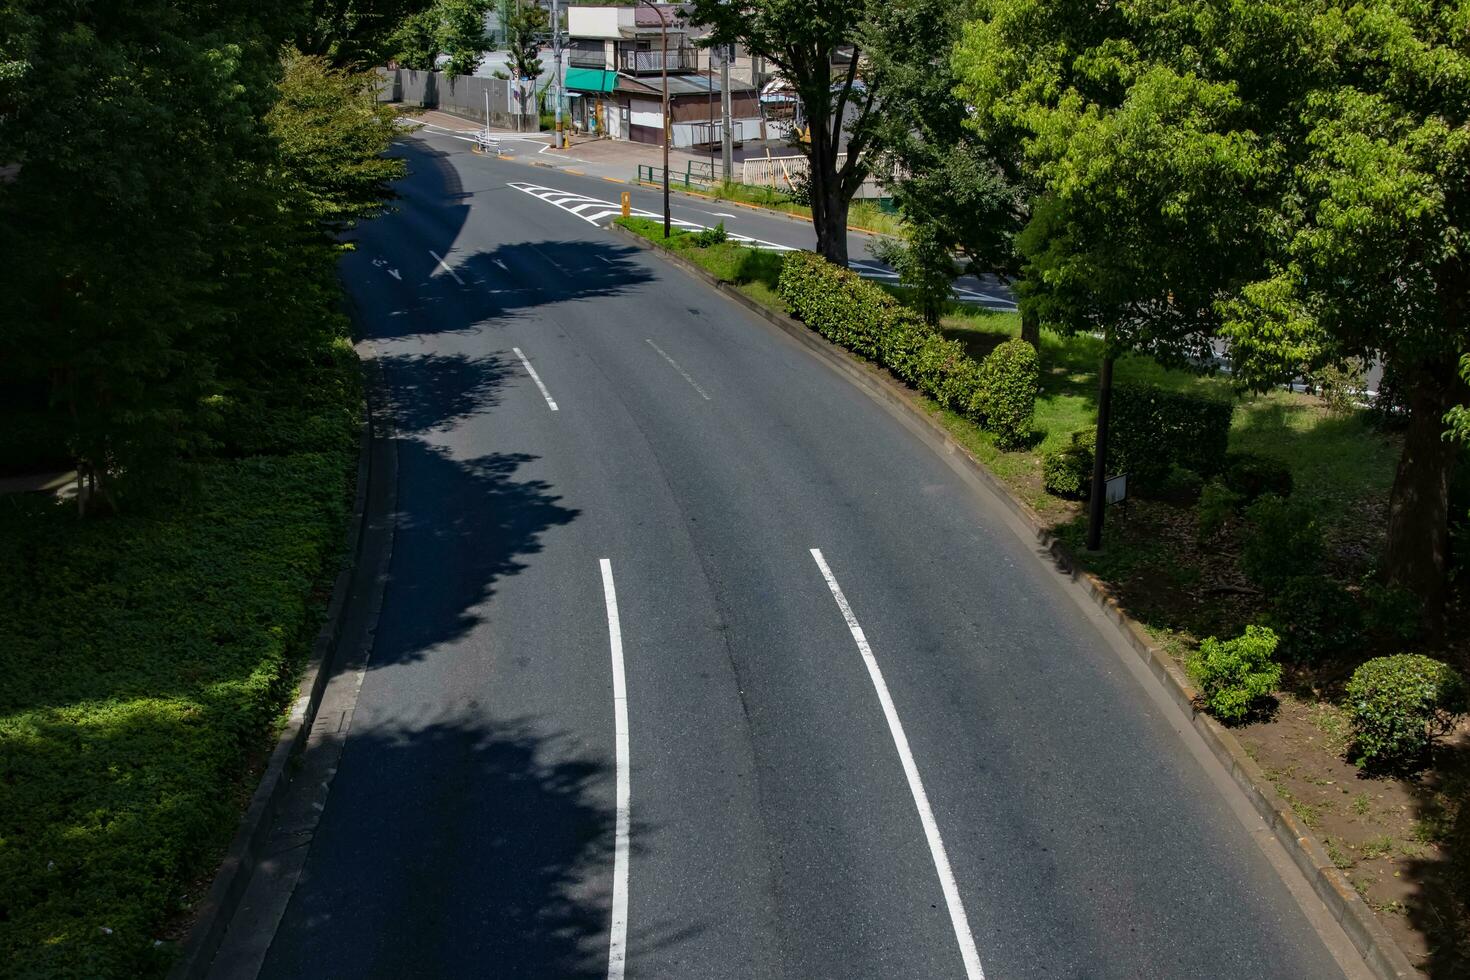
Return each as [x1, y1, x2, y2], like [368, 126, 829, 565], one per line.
[1346, 654, 1468, 770]
[778, 250, 1039, 444]
[1187, 624, 1283, 724]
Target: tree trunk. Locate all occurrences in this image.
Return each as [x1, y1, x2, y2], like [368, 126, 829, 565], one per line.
[1086, 353, 1115, 551]
[1020, 305, 1040, 348]
[1384, 359, 1466, 622]
[816, 189, 850, 266]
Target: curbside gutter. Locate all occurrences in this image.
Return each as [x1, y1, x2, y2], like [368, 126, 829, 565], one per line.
[166, 364, 380, 980]
[610, 221, 1419, 980]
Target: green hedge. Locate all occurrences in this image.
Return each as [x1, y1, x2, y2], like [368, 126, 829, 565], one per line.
[1109, 383, 1234, 488]
[778, 251, 1037, 445]
[0, 361, 360, 977]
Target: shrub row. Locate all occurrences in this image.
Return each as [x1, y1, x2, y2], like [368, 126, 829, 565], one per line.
[778, 251, 1038, 448]
[1110, 383, 1234, 487]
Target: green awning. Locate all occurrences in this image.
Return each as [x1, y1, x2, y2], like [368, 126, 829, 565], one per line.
[564, 68, 618, 94]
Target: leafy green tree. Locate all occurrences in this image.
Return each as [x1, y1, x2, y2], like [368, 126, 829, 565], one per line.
[871, 225, 955, 327]
[0, 0, 408, 513]
[495, 0, 545, 83]
[690, 0, 880, 265]
[1451, 355, 1470, 443]
[955, 0, 1470, 610]
[863, 0, 1033, 340]
[297, 0, 432, 65]
[390, 0, 492, 76]
[268, 49, 408, 232]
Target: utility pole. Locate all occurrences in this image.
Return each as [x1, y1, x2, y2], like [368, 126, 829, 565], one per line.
[551, 0, 564, 148]
[720, 43, 733, 181]
[637, 0, 672, 236]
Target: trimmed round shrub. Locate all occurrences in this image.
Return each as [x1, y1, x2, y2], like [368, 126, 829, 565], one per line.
[1346, 654, 1468, 769]
[1260, 575, 1361, 663]
[1223, 451, 1294, 501]
[1044, 445, 1092, 499]
[1187, 624, 1282, 723]
[971, 338, 1039, 449]
[1241, 494, 1322, 589]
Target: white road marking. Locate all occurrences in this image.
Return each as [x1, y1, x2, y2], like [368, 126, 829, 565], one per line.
[645, 339, 712, 400]
[600, 559, 632, 980]
[387, 268, 401, 281]
[506, 181, 793, 251]
[511, 346, 559, 411]
[809, 548, 986, 980]
[492, 257, 510, 273]
[429, 250, 464, 285]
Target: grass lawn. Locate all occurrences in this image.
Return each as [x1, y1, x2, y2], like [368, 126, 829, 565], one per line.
[0, 343, 361, 977]
[617, 221, 1469, 970]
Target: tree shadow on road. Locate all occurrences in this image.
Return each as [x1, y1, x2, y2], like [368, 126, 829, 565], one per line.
[261, 717, 613, 978]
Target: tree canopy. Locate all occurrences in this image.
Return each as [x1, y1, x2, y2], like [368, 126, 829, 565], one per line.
[952, 0, 1470, 608]
[0, 0, 407, 512]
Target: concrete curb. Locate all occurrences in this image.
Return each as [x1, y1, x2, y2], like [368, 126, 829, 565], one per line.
[166, 370, 379, 980]
[610, 221, 1419, 980]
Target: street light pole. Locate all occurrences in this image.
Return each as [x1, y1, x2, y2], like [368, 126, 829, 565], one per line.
[552, 0, 564, 149]
[637, 0, 672, 237]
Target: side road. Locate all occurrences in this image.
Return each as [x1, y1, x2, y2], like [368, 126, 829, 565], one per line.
[609, 220, 1417, 980]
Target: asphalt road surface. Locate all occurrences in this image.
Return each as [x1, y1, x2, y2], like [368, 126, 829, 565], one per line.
[244, 131, 1359, 979]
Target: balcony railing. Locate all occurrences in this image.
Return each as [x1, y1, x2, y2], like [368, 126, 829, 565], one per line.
[568, 50, 608, 69]
[618, 48, 697, 73]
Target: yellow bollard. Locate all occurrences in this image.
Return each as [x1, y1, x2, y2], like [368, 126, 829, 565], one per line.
[621, 192, 631, 218]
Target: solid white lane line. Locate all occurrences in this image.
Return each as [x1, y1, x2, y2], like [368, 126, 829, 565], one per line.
[645, 339, 712, 401]
[809, 548, 986, 980]
[511, 347, 559, 411]
[428, 250, 464, 285]
[600, 559, 632, 980]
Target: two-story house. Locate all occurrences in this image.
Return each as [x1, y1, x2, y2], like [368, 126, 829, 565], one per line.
[561, 4, 764, 148]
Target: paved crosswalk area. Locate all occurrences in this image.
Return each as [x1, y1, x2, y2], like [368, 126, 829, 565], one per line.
[509, 182, 795, 251]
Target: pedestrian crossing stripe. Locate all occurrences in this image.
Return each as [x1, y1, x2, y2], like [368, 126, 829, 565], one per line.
[507, 182, 794, 252]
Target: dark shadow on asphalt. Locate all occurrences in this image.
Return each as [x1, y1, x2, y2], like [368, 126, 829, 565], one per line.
[380, 351, 511, 436]
[259, 718, 612, 979]
[343, 138, 656, 346]
[371, 442, 578, 672]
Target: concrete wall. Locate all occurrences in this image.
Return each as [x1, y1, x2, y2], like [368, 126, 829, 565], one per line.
[568, 6, 624, 37]
[377, 68, 537, 129]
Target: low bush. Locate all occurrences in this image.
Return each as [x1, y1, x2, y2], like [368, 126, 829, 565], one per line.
[1162, 463, 1204, 501]
[1261, 575, 1361, 663]
[1240, 494, 1322, 589]
[778, 251, 1037, 444]
[1222, 451, 1294, 501]
[1346, 655, 1468, 769]
[1109, 383, 1234, 489]
[971, 338, 1039, 449]
[1044, 445, 1092, 499]
[1187, 624, 1283, 723]
[1197, 480, 1244, 539]
[690, 221, 728, 247]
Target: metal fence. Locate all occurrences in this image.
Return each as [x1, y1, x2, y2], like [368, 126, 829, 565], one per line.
[376, 68, 538, 130]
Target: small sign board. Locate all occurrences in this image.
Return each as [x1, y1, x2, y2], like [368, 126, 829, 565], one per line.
[1105, 473, 1128, 506]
